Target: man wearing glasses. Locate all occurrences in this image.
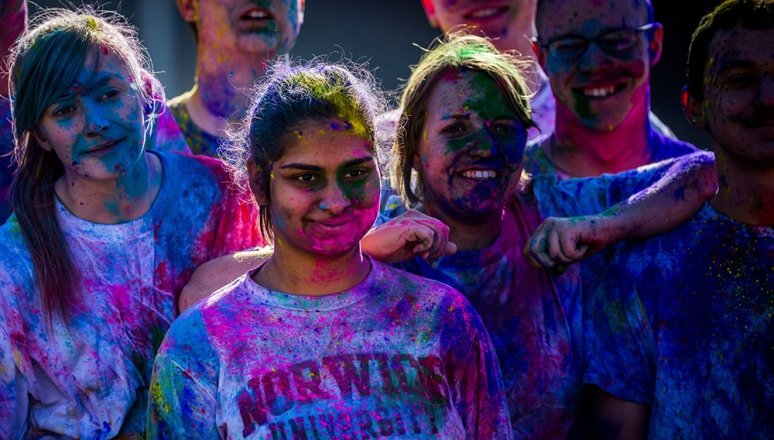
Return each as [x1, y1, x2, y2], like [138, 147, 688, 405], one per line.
[527, 0, 697, 179]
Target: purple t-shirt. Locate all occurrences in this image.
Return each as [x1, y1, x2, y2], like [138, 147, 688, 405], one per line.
[148, 259, 512, 439]
[584, 203, 773, 439]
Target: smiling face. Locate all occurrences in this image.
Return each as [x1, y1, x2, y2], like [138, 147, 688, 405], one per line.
[194, 0, 303, 56]
[34, 50, 146, 181]
[696, 26, 774, 168]
[263, 118, 381, 256]
[416, 69, 526, 223]
[537, 0, 660, 131]
[423, 0, 537, 52]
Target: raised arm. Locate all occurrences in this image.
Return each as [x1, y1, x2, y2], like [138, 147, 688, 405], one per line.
[361, 209, 456, 263]
[527, 152, 717, 269]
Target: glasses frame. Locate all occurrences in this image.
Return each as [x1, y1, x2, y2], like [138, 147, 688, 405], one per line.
[537, 23, 658, 61]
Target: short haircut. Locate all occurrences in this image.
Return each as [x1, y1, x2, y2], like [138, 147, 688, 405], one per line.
[535, 0, 654, 35]
[686, 0, 774, 100]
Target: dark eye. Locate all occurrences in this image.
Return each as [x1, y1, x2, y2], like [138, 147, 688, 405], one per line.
[441, 122, 468, 136]
[491, 121, 521, 137]
[722, 70, 756, 87]
[294, 173, 318, 184]
[599, 31, 638, 52]
[549, 37, 587, 59]
[100, 88, 122, 101]
[344, 167, 370, 180]
[52, 103, 77, 118]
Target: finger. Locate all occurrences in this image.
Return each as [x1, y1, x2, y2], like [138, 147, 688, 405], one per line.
[547, 227, 566, 264]
[528, 233, 555, 269]
[553, 229, 577, 264]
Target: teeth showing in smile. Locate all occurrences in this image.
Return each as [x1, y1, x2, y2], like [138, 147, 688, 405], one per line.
[583, 85, 617, 98]
[462, 170, 497, 180]
[468, 7, 501, 19]
[244, 10, 270, 19]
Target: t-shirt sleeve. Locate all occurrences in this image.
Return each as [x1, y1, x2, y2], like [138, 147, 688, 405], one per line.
[0, 312, 27, 438]
[148, 309, 221, 438]
[439, 291, 513, 439]
[0, 238, 32, 437]
[534, 158, 677, 218]
[205, 158, 265, 257]
[583, 246, 657, 405]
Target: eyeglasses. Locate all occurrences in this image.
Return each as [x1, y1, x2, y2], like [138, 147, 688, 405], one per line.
[538, 23, 657, 61]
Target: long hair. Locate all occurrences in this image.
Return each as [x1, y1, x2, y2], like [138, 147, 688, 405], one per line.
[221, 59, 386, 242]
[8, 8, 164, 322]
[391, 32, 535, 206]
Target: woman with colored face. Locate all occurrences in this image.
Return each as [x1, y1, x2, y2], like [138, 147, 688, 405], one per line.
[0, 10, 262, 437]
[148, 61, 511, 439]
[386, 32, 717, 439]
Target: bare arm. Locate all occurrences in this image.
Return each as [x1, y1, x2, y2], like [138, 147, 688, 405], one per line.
[589, 387, 650, 440]
[527, 152, 717, 269]
[178, 248, 272, 313]
[361, 209, 456, 264]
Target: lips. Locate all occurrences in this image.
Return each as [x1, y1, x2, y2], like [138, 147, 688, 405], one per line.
[83, 138, 122, 155]
[462, 5, 509, 22]
[236, 6, 275, 31]
[460, 169, 498, 180]
[574, 82, 627, 99]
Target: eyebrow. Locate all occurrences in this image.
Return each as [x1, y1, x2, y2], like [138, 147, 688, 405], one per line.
[279, 156, 374, 171]
[716, 60, 756, 74]
[440, 113, 471, 121]
[57, 75, 119, 100]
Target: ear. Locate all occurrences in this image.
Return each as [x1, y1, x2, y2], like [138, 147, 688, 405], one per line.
[421, 0, 439, 28]
[411, 151, 422, 172]
[247, 160, 269, 205]
[681, 86, 706, 129]
[648, 23, 664, 67]
[32, 130, 53, 152]
[176, 0, 198, 24]
[531, 39, 547, 69]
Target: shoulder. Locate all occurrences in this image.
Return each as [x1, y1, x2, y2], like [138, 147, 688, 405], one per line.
[372, 260, 477, 316]
[179, 248, 271, 313]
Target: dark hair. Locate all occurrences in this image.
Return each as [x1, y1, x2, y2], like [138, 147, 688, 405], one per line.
[686, 0, 774, 100]
[536, 0, 654, 35]
[8, 8, 164, 322]
[390, 32, 535, 206]
[222, 59, 386, 241]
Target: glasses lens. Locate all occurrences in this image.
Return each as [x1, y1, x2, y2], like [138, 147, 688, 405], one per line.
[549, 37, 587, 60]
[598, 29, 640, 53]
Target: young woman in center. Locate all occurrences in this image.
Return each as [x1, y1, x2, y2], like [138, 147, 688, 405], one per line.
[148, 61, 512, 439]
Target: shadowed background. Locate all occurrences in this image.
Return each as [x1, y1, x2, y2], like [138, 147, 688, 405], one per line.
[29, 0, 723, 148]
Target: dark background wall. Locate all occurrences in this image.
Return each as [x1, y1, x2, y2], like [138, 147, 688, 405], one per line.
[28, 0, 724, 148]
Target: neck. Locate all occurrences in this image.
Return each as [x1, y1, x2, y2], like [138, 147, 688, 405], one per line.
[710, 153, 774, 226]
[186, 48, 272, 136]
[548, 85, 651, 177]
[55, 152, 162, 224]
[424, 204, 505, 251]
[255, 244, 371, 296]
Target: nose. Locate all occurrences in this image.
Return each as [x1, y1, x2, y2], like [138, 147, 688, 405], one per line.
[755, 73, 774, 106]
[467, 128, 496, 158]
[318, 182, 352, 215]
[83, 99, 109, 137]
[577, 41, 613, 73]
